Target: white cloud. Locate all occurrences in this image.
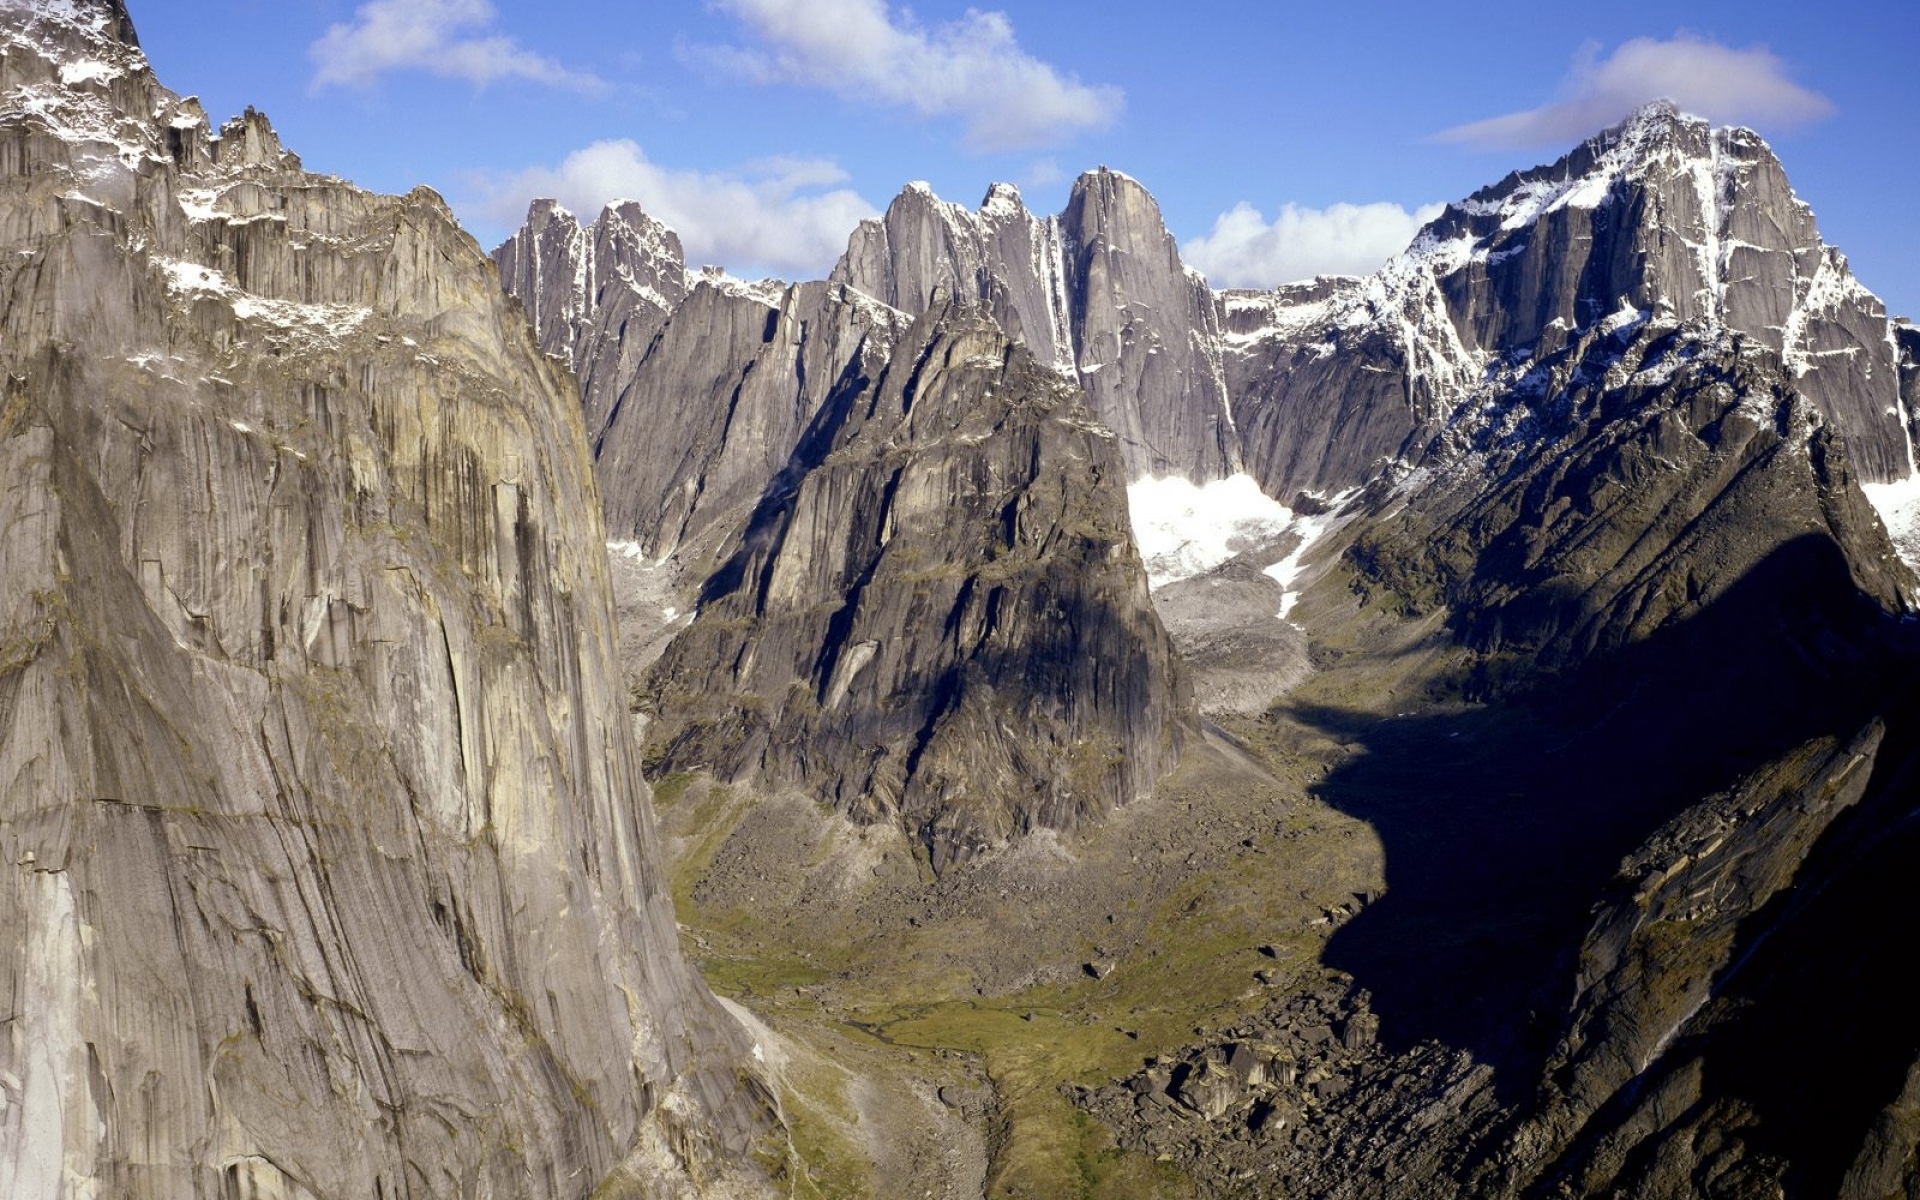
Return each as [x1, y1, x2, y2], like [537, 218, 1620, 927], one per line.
[695, 0, 1121, 151]
[311, 0, 603, 92]
[468, 140, 879, 278]
[1437, 35, 1835, 149]
[1182, 201, 1446, 289]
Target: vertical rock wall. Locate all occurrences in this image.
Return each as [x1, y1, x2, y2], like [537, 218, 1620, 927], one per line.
[0, 3, 770, 1196]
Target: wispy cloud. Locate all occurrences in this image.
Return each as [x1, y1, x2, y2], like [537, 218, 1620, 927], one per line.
[691, 0, 1121, 152]
[1182, 201, 1445, 289]
[1437, 35, 1835, 149]
[468, 140, 879, 278]
[311, 0, 604, 92]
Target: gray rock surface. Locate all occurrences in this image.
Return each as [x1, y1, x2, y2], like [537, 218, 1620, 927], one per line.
[1344, 319, 1914, 671]
[1499, 722, 1886, 1195]
[493, 198, 690, 437]
[643, 298, 1194, 871]
[1229, 102, 1917, 500]
[592, 277, 909, 560]
[834, 172, 1240, 482]
[0, 3, 771, 1195]
[1898, 318, 1919, 450]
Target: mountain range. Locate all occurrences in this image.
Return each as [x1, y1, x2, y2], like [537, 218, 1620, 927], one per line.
[3, 1, 1917, 1197]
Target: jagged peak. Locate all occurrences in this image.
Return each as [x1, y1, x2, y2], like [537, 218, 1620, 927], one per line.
[209, 105, 298, 170]
[980, 181, 1026, 218]
[522, 196, 581, 227]
[1446, 101, 1782, 237]
[1, 0, 139, 47]
[597, 197, 679, 241]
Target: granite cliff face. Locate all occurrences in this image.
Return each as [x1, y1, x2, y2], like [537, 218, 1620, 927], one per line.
[1228, 103, 1914, 500]
[593, 278, 908, 560]
[0, 3, 769, 1196]
[643, 298, 1194, 871]
[493, 198, 691, 438]
[833, 172, 1241, 483]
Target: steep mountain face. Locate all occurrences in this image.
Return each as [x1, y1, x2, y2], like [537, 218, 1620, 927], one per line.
[1082, 318, 1920, 1198]
[643, 298, 1194, 871]
[1229, 103, 1913, 499]
[593, 277, 908, 560]
[0, 4, 769, 1196]
[493, 198, 690, 435]
[1900, 318, 1918, 419]
[1345, 320, 1913, 672]
[833, 171, 1241, 482]
[833, 180, 1076, 373]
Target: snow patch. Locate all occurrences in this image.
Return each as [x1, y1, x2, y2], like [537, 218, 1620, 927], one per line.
[1264, 490, 1359, 620]
[1863, 473, 1920, 572]
[160, 258, 372, 340]
[58, 59, 119, 86]
[1128, 473, 1294, 590]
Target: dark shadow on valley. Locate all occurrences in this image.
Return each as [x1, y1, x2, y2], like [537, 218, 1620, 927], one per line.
[1287, 533, 1919, 1108]
[1518, 703, 1920, 1197]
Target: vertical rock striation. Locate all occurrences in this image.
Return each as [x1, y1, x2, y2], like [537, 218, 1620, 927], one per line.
[643, 298, 1195, 871]
[592, 277, 909, 561]
[0, 3, 770, 1196]
[833, 173, 1241, 483]
[1227, 103, 1916, 500]
[493, 198, 690, 436]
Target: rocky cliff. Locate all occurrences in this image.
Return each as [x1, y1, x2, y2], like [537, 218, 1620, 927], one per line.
[643, 298, 1194, 871]
[833, 172, 1241, 483]
[493, 198, 691, 438]
[593, 277, 908, 561]
[1228, 102, 1915, 499]
[1344, 318, 1913, 671]
[0, 3, 769, 1196]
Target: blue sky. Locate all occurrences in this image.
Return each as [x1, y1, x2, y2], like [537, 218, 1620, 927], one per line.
[131, 1, 1917, 317]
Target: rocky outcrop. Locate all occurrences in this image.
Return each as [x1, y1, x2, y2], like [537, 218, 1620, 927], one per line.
[643, 298, 1194, 871]
[1899, 318, 1919, 447]
[593, 277, 909, 560]
[0, 3, 769, 1196]
[1229, 102, 1916, 499]
[834, 172, 1240, 482]
[493, 198, 690, 434]
[1344, 319, 1914, 672]
[1499, 722, 1887, 1194]
[833, 181, 1075, 374]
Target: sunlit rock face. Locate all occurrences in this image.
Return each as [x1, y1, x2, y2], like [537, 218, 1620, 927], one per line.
[1227, 103, 1913, 501]
[643, 298, 1195, 873]
[0, 2, 771, 1195]
[834, 172, 1242, 484]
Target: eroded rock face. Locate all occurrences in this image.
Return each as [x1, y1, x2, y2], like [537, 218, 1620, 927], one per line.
[834, 172, 1241, 483]
[0, 3, 768, 1195]
[1344, 319, 1914, 671]
[493, 198, 691, 437]
[593, 278, 909, 561]
[1228, 102, 1916, 499]
[1898, 318, 1919, 446]
[643, 299, 1195, 871]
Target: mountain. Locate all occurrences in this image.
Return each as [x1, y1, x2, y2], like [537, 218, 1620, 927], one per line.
[486, 97, 1920, 1198]
[0, 3, 771, 1195]
[493, 198, 690, 438]
[593, 277, 908, 561]
[642, 296, 1194, 871]
[1228, 102, 1913, 500]
[833, 172, 1241, 483]
[1066, 115, 1920, 1198]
